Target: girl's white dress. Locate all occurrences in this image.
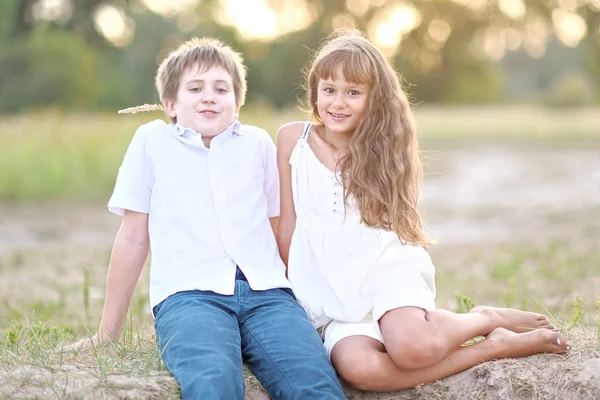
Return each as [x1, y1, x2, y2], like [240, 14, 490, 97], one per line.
[287, 122, 437, 335]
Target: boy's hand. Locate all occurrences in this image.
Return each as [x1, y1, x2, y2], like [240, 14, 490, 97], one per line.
[62, 332, 110, 352]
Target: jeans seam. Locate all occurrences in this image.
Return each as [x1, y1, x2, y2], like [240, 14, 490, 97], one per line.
[242, 322, 298, 400]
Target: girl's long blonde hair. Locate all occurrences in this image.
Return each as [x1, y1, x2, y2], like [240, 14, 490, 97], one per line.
[305, 29, 429, 247]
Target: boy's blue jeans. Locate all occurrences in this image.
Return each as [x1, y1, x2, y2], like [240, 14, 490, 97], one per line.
[153, 268, 345, 400]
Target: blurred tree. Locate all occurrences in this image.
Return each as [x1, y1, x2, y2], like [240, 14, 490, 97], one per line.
[0, 28, 100, 112]
[244, 29, 324, 108]
[93, 9, 242, 109]
[1, 0, 599, 111]
[0, 2, 18, 40]
[501, 38, 594, 103]
[9, 0, 134, 45]
[547, 70, 596, 107]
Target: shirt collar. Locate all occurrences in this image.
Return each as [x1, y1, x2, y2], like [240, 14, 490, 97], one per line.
[170, 120, 243, 149]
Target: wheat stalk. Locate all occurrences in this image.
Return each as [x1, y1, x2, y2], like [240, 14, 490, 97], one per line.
[117, 104, 164, 114]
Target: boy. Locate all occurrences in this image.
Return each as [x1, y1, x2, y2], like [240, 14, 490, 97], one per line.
[68, 38, 345, 400]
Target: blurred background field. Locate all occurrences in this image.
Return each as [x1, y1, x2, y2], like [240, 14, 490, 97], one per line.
[1, 104, 598, 329]
[1, 105, 599, 202]
[0, 0, 599, 398]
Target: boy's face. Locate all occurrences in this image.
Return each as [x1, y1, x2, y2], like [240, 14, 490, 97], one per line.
[165, 64, 239, 140]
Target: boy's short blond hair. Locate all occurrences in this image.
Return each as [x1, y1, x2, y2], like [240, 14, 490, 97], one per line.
[155, 37, 247, 123]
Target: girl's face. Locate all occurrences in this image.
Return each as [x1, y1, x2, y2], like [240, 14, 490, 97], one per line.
[316, 66, 370, 136]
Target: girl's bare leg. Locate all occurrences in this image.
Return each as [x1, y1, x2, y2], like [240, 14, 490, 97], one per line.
[469, 305, 554, 332]
[379, 306, 553, 370]
[332, 328, 569, 392]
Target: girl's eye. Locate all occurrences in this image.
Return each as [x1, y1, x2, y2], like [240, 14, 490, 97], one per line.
[323, 88, 334, 94]
[349, 90, 360, 96]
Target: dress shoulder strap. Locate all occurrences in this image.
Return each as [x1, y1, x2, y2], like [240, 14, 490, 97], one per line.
[301, 122, 312, 141]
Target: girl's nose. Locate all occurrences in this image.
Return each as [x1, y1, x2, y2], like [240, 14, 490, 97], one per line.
[333, 94, 346, 108]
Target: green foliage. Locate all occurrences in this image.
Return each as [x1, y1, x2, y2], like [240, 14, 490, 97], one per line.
[0, 28, 100, 113]
[0, 2, 18, 40]
[3, 320, 74, 351]
[444, 63, 505, 104]
[567, 296, 584, 332]
[454, 294, 476, 313]
[83, 267, 91, 325]
[1, 106, 599, 202]
[92, 11, 181, 110]
[547, 71, 596, 108]
[1, 1, 599, 110]
[0, 111, 139, 201]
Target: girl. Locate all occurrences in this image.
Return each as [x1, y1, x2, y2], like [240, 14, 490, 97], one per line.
[276, 29, 570, 392]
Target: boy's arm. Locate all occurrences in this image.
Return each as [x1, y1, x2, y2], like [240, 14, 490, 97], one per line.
[262, 129, 281, 241]
[98, 210, 149, 341]
[65, 210, 149, 350]
[65, 125, 153, 351]
[275, 122, 303, 268]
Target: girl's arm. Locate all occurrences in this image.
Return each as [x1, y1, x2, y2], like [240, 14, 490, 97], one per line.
[269, 217, 279, 240]
[276, 122, 303, 268]
[65, 210, 149, 349]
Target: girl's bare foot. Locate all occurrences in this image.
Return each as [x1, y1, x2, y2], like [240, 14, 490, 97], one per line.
[485, 327, 570, 359]
[470, 305, 554, 333]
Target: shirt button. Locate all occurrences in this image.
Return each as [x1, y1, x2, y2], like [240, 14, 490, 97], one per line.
[333, 209, 338, 214]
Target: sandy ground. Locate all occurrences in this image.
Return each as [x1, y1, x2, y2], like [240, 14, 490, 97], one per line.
[1, 142, 599, 399]
[2, 348, 600, 400]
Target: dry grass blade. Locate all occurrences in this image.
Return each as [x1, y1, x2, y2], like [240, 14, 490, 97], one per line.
[117, 104, 164, 114]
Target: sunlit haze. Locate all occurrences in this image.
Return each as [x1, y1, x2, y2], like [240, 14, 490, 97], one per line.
[29, 0, 595, 58]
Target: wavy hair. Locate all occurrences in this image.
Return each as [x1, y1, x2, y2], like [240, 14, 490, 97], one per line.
[304, 29, 428, 247]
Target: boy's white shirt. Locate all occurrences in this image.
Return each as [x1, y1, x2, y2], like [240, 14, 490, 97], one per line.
[108, 119, 290, 312]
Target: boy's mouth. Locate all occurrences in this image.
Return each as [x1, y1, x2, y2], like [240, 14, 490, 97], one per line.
[200, 110, 219, 116]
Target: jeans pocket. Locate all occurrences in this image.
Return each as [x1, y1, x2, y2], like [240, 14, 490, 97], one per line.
[152, 299, 166, 319]
[280, 287, 297, 300]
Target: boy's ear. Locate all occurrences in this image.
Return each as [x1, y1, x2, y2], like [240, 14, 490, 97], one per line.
[164, 100, 177, 118]
[234, 105, 241, 120]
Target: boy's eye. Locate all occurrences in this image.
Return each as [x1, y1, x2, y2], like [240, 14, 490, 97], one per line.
[216, 87, 228, 93]
[189, 87, 201, 92]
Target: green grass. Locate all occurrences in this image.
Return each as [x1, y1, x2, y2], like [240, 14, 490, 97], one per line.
[1, 105, 599, 202]
[0, 315, 180, 399]
[434, 239, 600, 318]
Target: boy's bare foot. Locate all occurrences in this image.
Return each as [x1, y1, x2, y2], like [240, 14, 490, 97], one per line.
[470, 305, 554, 333]
[485, 327, 570, 359]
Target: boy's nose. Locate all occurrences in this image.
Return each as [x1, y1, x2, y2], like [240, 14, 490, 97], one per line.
[202, 94, 216, 104]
